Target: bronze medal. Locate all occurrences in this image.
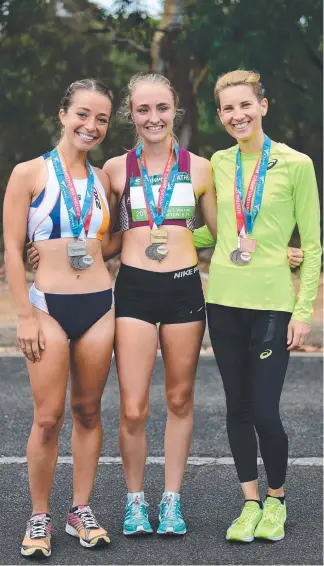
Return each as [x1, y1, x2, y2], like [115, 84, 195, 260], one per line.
[239, 237, 257, 253]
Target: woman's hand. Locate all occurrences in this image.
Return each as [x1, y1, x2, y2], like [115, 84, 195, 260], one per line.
[287, 247, 304, 268]
[26, 242, 40, 270]
[17, 315, 45, 362]
[287, 320, 311, 351]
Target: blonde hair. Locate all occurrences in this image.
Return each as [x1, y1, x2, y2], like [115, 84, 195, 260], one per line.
[118, 73, 184, 144]
[214, 70, 265, 106]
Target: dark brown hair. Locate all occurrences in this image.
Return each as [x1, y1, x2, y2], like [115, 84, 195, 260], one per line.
[60, 78, 113, 112]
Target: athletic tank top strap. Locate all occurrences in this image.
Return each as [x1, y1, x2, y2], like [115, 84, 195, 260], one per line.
[126, 148, 140, 181]
[125, 147, 190, 181]
[178, 147, 190, 174]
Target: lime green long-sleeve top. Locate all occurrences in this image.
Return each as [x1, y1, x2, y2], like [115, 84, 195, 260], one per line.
[193, 143, 321, 323]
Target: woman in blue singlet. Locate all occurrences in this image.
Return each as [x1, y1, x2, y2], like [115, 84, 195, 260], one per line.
[4, 79, 114, 558]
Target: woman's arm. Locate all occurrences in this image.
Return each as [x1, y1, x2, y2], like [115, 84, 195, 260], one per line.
[3, 162, 45, 362]
[101, 156, 125, 260]
[191, 155, 217, 242]
[287, 156, 322, 349]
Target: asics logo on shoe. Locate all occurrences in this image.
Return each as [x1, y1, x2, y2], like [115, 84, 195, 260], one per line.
[260, 349, 272, 359]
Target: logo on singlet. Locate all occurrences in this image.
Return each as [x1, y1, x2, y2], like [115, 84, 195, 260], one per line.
[93, 187, 101, 210]
[267, 159, 278, 170]
[260, 349, 273, 359]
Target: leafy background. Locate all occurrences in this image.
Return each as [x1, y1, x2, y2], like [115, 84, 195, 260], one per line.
[0, 0, 322, 249]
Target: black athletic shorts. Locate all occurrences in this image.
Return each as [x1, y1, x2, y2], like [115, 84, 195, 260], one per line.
[114, 263, 206, 325]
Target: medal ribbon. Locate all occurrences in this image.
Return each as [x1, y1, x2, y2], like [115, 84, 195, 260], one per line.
[136, 139, 179, 229]
[234, 134, 271, 237]
[50, 147, 94, 239]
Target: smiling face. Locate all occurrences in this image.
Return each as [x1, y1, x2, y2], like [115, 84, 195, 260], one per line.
[130, 83, 176, 144]
[59, 89, 112, 151]
[217, 84, 268, 142]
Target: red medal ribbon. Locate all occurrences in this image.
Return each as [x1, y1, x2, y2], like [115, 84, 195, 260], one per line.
[58, 150, 93, 236]
[234, 157, 260, 238]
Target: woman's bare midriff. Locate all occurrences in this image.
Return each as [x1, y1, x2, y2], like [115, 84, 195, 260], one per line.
[33, 238, 112, 293]
[120, 225, 198, 272]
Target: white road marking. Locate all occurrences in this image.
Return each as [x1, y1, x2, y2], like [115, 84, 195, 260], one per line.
[0, 456, 322, 466]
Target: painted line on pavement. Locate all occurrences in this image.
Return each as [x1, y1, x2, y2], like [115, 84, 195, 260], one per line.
[0, 456, 322, 466]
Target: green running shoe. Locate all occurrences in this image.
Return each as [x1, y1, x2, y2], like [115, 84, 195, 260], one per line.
[157, 492, 187, 535]
[226, 501, 263, 542]
[254, 497, 286, 541]
[123, 494, 153, 536]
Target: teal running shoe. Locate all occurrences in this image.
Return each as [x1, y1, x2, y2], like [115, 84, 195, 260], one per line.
[123, 494, 153, 536]
[254, 497, 286, 541]
[157, 492, 187, 535]
[226, 501, 263, 542]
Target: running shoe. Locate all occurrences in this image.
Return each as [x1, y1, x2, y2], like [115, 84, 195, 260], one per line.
[254, 497, 286, 541]
[65, 505, 110, 547]
[21, 513, 52, 558]
[226, 501, 263, 542]
[123, 494, 153, 535]
[157, 492, 187, 535]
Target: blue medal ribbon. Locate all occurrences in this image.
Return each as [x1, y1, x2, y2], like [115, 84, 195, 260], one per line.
[50, 147, 94, 239]
[135, 141, 179, 227]
[235, 134, 271, 234]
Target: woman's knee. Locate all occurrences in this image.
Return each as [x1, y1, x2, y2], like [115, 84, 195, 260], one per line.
[226, 397, 252, 425]
[34, 412, 64, 442]
[71, 401, 101, 430]
[120, 404, 149, 432]
[253, 408, 283, 436]
[166, 388, 193, 417]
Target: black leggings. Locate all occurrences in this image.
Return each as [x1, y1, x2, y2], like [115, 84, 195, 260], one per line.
[207, 303, 291, 489]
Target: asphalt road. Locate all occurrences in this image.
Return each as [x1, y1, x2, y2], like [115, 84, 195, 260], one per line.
[0, 355, 322, 565]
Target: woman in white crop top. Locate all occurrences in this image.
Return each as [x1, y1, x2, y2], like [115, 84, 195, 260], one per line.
[3, 79, 114, 557]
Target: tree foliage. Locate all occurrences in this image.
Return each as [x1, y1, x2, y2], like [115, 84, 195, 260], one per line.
[0, 0, 322, 232]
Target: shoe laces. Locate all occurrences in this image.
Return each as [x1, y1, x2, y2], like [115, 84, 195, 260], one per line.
[262, 500, 282, 525]
[160, 494, 182, 520]
[74, 506, 100, 530]
[127, 495, 149, 519]
[29, 515, 51, 539]
[236, 505, 259, 526]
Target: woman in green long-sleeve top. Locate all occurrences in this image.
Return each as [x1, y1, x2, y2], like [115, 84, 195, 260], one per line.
[193, 69, 321, 544]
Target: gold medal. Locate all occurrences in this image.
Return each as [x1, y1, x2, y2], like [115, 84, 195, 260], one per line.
[145, 229, 168, 261]
[150, 229, 168, 245]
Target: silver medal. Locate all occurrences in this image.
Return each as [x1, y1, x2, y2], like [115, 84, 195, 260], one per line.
[145, 244, 168, 261]
[229, 249, 251, 265]
[230, 249, 240, 264]
[69, 254, 93, 270]
[68, 241, 93, 270]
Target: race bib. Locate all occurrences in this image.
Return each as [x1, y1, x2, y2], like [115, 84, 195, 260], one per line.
[130, 173, 195, 222]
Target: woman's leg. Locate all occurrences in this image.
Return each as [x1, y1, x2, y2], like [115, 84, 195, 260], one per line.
[207, 304, 260, 499]
[26, 309, 70, 514]
[69, 308, 115, 507]
[251, 311, 291, 492]
[115, 318, 158, 492]
[160, 320, 205, 492]
[207, 304, 264, 543]
[251, 311, 290, 541]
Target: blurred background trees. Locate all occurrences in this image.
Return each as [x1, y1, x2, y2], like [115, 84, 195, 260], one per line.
[0, 0, 322, 243]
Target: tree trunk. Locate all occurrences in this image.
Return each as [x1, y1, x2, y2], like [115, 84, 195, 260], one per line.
[151, 0, 203, 153]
